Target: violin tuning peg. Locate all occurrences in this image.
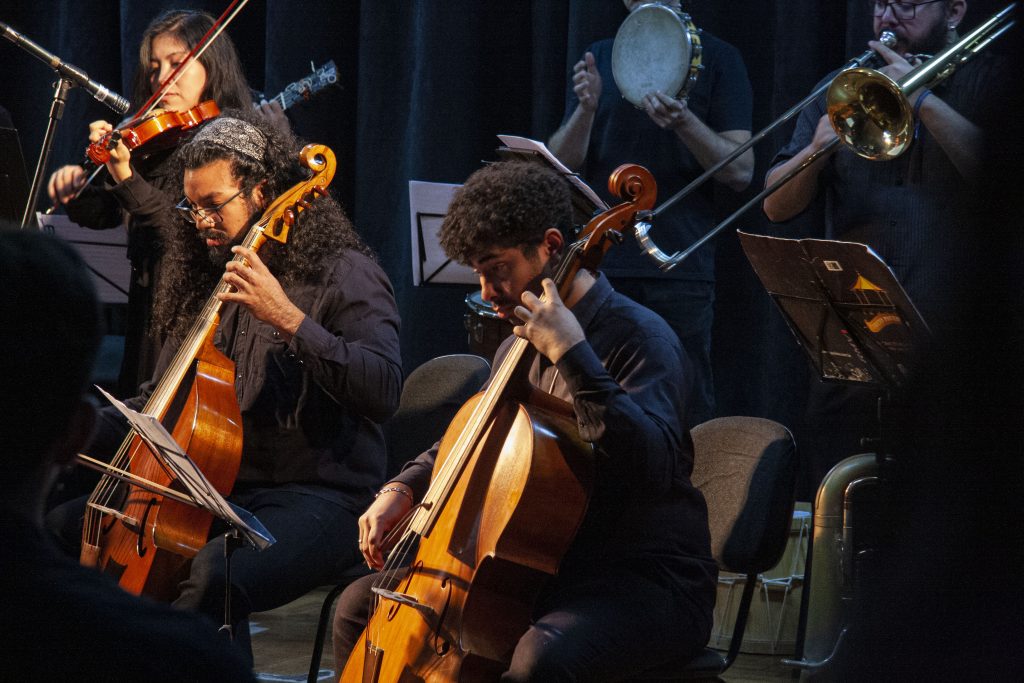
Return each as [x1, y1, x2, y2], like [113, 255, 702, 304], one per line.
[283, 209, 296, 226]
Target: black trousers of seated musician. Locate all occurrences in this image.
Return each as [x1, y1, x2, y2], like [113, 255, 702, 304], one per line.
[333, 565, 710, 681]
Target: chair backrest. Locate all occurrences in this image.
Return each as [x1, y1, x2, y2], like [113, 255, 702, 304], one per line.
[691, 416, 797, 575]
[383, 353, 491, 477]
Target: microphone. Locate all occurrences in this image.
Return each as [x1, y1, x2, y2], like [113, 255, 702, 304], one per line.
[1, 21, 130, 115]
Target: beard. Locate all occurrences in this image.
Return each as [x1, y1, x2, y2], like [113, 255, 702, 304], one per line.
[204, 228, 247, 266]
[909, 17, 952, 55]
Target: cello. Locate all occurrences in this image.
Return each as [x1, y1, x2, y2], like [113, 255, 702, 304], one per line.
[79, 144, 336, 599]
[341, 163, 656, 682]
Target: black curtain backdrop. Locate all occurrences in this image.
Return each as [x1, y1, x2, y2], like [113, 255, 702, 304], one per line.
[1, 0, 1011, 458]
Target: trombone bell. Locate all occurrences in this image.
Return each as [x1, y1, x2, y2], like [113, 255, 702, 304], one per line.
[827, 67, 914, 161]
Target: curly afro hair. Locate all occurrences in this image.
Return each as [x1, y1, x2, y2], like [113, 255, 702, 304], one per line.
[439, 161, 572, 265]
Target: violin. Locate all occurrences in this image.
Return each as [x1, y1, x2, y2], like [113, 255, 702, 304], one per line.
[86, 100, 221, 166]
[340, 164, 657, 682]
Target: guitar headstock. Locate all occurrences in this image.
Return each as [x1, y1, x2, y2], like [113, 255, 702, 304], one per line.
[275, 61, 339, 111]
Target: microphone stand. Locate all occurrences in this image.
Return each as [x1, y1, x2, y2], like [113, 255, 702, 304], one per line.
[1, 21, 130, 229]
[21, 76, 72, 229]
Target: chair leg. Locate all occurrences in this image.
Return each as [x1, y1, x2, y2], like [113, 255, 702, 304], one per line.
[307, 583, 350, 683]
[721, 573, 758, 672]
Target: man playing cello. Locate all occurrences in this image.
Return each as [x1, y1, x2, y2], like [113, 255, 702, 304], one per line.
[333, 160, 716, 681]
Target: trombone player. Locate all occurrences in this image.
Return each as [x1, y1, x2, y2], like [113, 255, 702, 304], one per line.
[762, 0, 1006, 496]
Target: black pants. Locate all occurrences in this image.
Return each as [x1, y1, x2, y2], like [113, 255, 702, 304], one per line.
[333, 567, 709, 682]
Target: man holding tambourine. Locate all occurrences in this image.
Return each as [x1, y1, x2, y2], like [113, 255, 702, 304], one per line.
[549, 0, 754, 429]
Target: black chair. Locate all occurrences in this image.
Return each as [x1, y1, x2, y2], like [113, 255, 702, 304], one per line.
[306, 353, 491, 682]
[634, 416, 797, 681]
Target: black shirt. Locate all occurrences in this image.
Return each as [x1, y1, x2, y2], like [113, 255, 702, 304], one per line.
[92, 247, 403, 514]
[563, 34, 753, 281]
[393, 274, 717, 614]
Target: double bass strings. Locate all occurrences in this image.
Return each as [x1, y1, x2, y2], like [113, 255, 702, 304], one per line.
[363, 237, 589, 645]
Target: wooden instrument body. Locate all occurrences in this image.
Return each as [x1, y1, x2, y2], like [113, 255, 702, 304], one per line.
[341, 392, 593, 682]
[85, 335, 242, 599]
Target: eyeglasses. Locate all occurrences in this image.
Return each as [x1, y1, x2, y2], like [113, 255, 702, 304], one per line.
[871, 0, 946, 20]
[175, 189, 243, 224]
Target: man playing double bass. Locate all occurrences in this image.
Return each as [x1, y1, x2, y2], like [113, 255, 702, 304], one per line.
[333, 161, 716, 681]
[50, 112, 402, 665]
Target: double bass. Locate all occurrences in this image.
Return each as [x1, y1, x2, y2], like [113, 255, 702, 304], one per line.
[79, 144, 336, 599]
[341, 164, 656, 681]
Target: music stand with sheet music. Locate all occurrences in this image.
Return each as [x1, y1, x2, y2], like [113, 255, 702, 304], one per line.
[408, 179, 477, 286]
[0, 127, 29, 224]
[738, 231, 930, 392]
[88, 388, 275, 638]
[495, 134, 609, 227]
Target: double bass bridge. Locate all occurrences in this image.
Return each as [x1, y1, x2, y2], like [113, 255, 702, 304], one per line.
[371, 587, 435, 619]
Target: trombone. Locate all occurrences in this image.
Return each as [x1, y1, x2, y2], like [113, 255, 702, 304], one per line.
[634, 2, 1017, 272]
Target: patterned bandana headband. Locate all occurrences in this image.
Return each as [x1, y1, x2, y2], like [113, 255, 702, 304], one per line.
[192, 117, 267, 162]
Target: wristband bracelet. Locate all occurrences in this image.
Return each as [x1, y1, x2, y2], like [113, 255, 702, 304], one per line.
[376, 485, 414, 504]
[913, 89, 933, 119]
[912, 89, 933, 140]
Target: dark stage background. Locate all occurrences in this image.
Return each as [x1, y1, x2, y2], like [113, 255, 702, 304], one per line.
[3, 2, 1022, 675]
[0, 0, 1012, 473]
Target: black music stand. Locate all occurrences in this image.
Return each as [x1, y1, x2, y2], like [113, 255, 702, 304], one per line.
[739, 230, 931, 674]
[0, 127, 29, 224]
[93, 388, 275, 639]
[738, 231, 930, 391]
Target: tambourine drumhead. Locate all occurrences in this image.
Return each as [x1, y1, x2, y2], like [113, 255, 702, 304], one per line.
[612, 3, 701, 107]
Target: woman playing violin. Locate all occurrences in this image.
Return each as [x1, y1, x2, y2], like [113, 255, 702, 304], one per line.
[45, 9, 261, 396]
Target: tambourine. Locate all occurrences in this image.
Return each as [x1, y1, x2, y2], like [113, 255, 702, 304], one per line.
[611, 3, 703, 107]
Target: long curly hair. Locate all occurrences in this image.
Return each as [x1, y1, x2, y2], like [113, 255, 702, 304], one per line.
[152, 108, 372, 340]
[439, 161, 572, 265]
[131, 9, 253, 111]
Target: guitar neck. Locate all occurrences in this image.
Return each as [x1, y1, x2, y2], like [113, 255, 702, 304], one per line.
[266, 61, 338, 112]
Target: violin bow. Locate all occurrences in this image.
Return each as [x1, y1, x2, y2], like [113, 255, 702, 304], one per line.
[62, 0, 251, 205]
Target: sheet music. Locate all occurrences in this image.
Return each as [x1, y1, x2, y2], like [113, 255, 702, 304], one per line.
[496, 135, 609, 213]
[96, 387, 275, 550]
[408, 180, 477, 285]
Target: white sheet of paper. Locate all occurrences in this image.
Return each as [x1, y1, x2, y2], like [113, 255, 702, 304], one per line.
[408, 180, 477, 285]
[496, 135, 609, 212]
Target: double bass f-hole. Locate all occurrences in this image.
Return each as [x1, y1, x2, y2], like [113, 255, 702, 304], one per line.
[136, 498, 159, 557]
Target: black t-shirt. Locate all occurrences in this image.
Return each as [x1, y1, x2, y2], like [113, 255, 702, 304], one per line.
[563, 33, 753, 281]
[769, 53, 1005, 325]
